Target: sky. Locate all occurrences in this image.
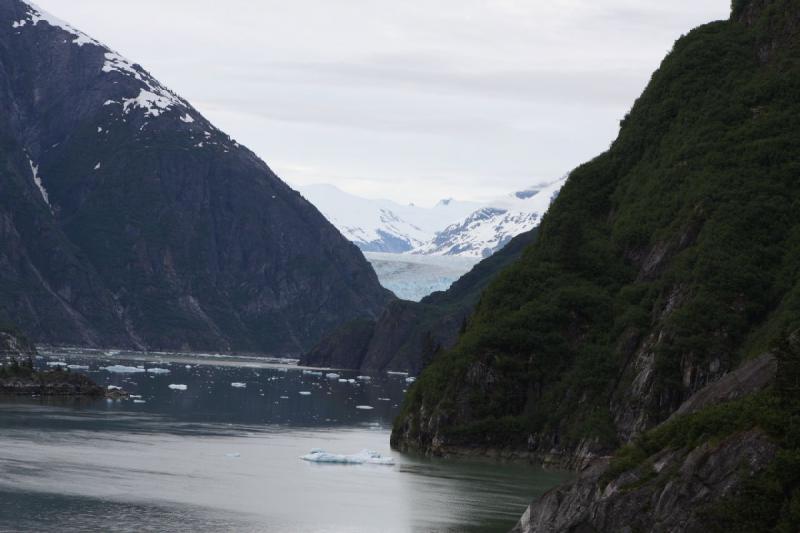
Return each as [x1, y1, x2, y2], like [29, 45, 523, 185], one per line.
[35, 0, 730, 206]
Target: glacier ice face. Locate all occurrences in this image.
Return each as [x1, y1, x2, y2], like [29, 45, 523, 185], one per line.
[301, 449, 395, 465]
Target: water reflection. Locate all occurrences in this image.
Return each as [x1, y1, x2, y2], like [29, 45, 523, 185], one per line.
[0, 349, 569, 532]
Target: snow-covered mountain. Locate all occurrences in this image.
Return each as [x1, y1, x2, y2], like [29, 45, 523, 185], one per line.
[297, 184, 481, 253]
[300, 178, 566, 258]
[414, 177, 567, 258]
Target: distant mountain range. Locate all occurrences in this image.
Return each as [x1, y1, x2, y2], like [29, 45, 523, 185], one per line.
[298, 178, 565, 258]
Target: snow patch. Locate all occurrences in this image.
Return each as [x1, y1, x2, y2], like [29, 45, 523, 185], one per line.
[28, 159, 50, 208]
[180, 114, 195, 123]
[102, 51, 185, 118]
[17, 2, 99, 47]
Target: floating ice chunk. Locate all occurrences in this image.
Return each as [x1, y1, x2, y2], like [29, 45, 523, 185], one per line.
[107, 385, 122, 391]
[129, 395, 142, 399]
[67, 364, 89, 370]
[133, 399, 146, 404]
[146, 368, 170, 374]
[301, 449, 394, 465]
[102, 365, 145, 373]
[185, 365, 192, 369]
[168, 384, 187, 391]
[338, 379, 348, 383]
[325, 373, 340, 379]
[280, 395, 289, 399]
[302, 370, 322, 376]
[231, 382, 246, 388]
[355, 405, 374, 410]
[405, 377, 416, 383]
[46, 361, 67, 367]
[387, 371, 408, 376]
[298, 391, 311, 396]
[348, 379, 356, 383]
[378, 397, 391, 401]
[356, 376, 371, 381]
[94, 162, 101, 170]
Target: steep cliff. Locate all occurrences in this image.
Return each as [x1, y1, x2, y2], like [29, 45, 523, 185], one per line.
[0, 1, 391, 353]
[392, 0, 800, 468]
[300, 230, 538, 373]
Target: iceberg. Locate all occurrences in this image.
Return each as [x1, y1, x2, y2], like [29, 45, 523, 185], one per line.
[301, 449, 394, 465]
[231, 382, 246, 388]
[103, 365, 146, 374]
[168, 384, 187, 390]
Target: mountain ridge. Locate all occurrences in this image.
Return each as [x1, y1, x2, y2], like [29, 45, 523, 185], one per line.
[0, 0, 392, 353]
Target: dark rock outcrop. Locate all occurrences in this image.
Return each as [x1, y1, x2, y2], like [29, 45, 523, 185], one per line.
[512, 429, 777, 533]
[0, 324, 103, 396]
[0, 1, 391, 354]
[512, 352, 779, 532]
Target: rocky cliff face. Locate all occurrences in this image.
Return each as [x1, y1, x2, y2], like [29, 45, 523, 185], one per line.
[392, 0, 800, 467]
[512, 353, 780, 532]
[0, 1, 391, 353]
[300, 230, 538, 373]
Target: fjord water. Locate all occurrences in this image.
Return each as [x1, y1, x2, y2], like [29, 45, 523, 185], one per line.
[0, 349, 567, 532]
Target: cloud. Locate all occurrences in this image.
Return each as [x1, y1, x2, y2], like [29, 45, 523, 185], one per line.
[34, 0, 730, 204]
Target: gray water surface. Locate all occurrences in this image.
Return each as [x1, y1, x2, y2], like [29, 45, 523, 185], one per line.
[0, 348, 568, 532]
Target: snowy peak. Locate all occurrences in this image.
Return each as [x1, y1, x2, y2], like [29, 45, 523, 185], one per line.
[413, 177, 567, 258]
[300, 177, 567, 259]
[297, 184, 480, 253]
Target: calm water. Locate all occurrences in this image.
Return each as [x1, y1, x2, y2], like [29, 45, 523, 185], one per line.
[0, 348, 568, 532]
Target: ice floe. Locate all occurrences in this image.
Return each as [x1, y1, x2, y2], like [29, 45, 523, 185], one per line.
[355, 405, 374, 410]
[46, 361, 67, 367]
[146, 368, 170, 374]
[325, 373, 340, 379]
[102, 365, 146, 374]
[168, 384, 187, 391]
[301, 449, 394, 465]
[231, 382, 246, 388]
[298, 391, 311, 396]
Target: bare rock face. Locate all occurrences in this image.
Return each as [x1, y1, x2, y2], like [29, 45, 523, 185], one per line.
[512, 430, 777, 533]
[512, 352, 779, 532]
[0, 1, 391, 354]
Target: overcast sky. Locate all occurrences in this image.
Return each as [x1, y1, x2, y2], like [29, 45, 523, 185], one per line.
[36, 0, 729, 205]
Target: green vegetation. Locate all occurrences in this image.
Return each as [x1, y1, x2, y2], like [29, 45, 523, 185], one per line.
[395, 0, 800, 455]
